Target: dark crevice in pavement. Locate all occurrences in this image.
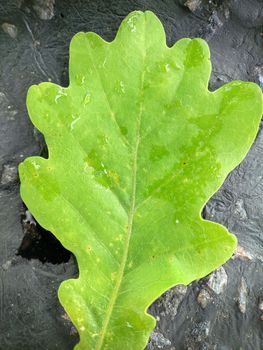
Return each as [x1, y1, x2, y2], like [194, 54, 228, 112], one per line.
[17, 206, 71, 264]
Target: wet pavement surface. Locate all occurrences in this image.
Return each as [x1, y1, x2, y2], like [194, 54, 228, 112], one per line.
[0, 1, 262, 349]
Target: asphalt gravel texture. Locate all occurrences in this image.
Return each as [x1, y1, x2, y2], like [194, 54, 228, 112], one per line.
[0, 1, 262, 349]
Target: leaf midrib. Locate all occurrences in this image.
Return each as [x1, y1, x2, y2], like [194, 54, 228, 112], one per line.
[94, 19, 146, 350]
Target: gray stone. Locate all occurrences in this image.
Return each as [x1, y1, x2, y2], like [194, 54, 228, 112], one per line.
[154, 284, 188, 320]
[207, 267, 228, 295]
[184, 0, 201, 12]
[197, 289, 213, 309]
[149, 331, 171, 349]
[32, 0, 55, 20]
[237, 277, 248, 314]
[1, 163, 17, 185]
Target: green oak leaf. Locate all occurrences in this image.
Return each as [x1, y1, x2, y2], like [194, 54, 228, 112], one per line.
[19, 10, 262, 350]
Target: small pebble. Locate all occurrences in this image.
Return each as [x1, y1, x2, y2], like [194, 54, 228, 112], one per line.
[32, 0, 55, 20]
[23, 210, 37, 226]
[1, 260, 12, 271]
[232, 245, 253, 261]
[185, 0, 201, 12]
[197, 289, 212, 309]
[207, 266, 228, 294]
[237, 277, 247, 314]
[150, 331, 171, 348]
[1, 23, 18, 38]
[1, 164, 17, 185]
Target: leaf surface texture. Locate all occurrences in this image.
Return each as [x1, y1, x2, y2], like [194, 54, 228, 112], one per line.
[19, 11, 263, 350]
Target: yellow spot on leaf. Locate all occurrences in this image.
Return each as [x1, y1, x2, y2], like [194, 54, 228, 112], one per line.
[111, 272, 117, 281]
[86, 245, 92, 254]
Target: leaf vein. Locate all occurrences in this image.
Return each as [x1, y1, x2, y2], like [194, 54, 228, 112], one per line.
[86, 39, 131, 149]
[94, 17, 147, 350]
